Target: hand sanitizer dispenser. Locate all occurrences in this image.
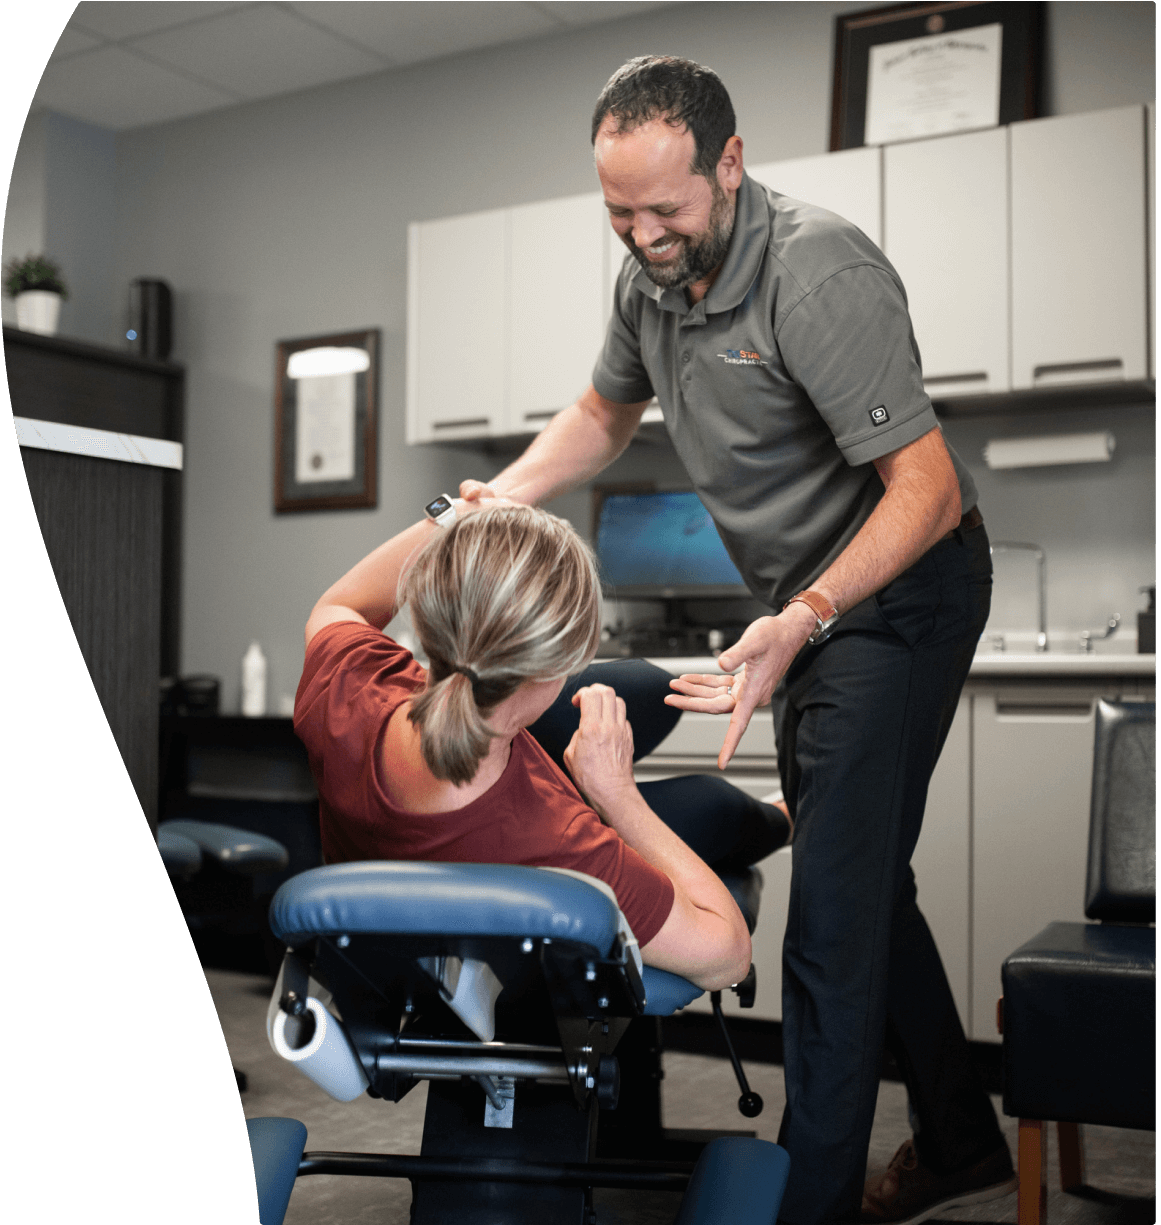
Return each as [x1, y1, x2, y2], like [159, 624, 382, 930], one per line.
[242, 641, 267, 716]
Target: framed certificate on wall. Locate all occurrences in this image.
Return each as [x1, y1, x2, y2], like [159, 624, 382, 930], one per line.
[830, 2, 1044, 150]
[274, 328, 379, 513]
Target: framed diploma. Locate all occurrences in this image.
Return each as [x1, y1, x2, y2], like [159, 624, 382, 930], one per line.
[274, 328, 379, 512]
[830, 2, 1044, 150]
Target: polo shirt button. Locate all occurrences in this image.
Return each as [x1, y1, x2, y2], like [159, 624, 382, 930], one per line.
[682, 352, 691, 363]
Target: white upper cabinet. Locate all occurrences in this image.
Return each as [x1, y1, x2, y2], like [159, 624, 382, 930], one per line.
[748, 146, 882, 248]
[508, 193, 607, 434]
[884, 127, 1010, 398]
[1010, 105, 1149, 389]
[407, 208, 507, 443]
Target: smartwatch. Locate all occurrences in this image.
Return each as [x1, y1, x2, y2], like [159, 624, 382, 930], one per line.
[784, 589, 840, 644]
[424, 494, 457, 528]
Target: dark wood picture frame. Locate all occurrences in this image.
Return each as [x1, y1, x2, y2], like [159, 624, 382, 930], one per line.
[829, 2, 1044, 151]
[274, 328, 379, 513]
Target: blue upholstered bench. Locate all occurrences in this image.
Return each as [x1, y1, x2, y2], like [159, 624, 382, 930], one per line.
[263, 860, 782, 1223]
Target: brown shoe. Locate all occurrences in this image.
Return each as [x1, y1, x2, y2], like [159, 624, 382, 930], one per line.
[861, 1139, 1016, 1224]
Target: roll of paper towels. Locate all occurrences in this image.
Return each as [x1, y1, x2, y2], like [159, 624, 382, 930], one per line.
[270, 997, 370, 1102]
[983, 431, 1115, 470]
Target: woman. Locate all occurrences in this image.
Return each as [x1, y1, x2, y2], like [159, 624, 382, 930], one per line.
[294, 499, 788, 991]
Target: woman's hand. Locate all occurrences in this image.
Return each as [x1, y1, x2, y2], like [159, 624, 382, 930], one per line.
[664, 666, 746, 715]
[562, 683, 637, 815]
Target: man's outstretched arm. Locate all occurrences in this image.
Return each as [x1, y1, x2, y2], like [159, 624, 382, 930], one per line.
[460, 383, 651, 507]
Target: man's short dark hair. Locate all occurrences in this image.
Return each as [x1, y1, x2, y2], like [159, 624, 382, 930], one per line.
[591, 55, 736, 180]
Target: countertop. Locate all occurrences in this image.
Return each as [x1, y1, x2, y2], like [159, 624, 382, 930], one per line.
[630, 652, 1156, 679]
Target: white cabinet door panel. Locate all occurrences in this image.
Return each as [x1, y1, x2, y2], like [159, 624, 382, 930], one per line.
[912, 696, 971, 1031]
[407, 210, 507, 442]
[508, 193, 606, 433]
[885, 129, 1009, 397]
[970, 691, 1097, 1042]
[749, 147, 882, 247]
[1011, 106, 1148, 388]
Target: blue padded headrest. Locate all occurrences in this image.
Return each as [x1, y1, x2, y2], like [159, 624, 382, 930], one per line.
[269, 862, 623, 956]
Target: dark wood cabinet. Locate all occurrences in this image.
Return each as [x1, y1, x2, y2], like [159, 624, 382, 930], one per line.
[6, 326, 185, 831]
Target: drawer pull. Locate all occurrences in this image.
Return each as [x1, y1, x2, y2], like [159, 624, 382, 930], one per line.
[924, 372, 988, 386]
[523, 411, 558, 423]
[432, 417, 491, 431]
[995, 701, 1093, 718]
[1032, 359, 1123, 386]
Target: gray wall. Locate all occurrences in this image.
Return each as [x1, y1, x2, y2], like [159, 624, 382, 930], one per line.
[6, 1, 1156, 707]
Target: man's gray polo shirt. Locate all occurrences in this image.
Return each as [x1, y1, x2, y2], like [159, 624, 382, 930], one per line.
[592, 172, 978, 609]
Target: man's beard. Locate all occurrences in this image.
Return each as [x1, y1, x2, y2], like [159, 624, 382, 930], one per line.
[624, 180, 735, 291]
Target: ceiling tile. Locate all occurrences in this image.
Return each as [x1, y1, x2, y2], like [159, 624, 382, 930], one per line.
[130, 5, 386, 99]
[532, 2, 677, 28]
[50, 25, 101, 61]
[70, 1, 247, 42]
[289, 1, 559, 66]
[33, 44, 237, 130]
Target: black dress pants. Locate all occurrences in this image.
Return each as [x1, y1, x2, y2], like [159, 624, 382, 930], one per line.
[772, 523, 1003, 1225]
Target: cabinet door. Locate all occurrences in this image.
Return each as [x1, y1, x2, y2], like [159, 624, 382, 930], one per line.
[970, 690, 1097, 1042]
[748, 146, 882, 247]
[911, 696, 971, 1031]
[1011, 106, 1148, 389]
[407, 210, 507, 443]
[508, 193, 606, 434]
[885, 129, 1009, 398]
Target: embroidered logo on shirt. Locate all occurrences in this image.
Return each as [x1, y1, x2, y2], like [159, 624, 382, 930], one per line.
[869, 405, 890, 426]
[716, 348, 767, 366]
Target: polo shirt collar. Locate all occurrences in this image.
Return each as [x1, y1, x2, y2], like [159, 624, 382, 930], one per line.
[628, 172, 769, 316]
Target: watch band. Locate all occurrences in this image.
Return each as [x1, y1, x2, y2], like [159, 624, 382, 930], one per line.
[784, 589, 840, 644]
[424, 494, 457, 528]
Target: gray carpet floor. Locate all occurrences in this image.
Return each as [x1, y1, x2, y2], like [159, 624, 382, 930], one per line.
[211, 969, 1154, 1225]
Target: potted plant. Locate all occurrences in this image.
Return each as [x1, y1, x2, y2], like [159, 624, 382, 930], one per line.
[2, 254, 68, 336]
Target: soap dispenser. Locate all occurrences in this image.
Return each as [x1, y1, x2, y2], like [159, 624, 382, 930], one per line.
[241, 641, 267, 716]
[1138, 587, 1155, 654]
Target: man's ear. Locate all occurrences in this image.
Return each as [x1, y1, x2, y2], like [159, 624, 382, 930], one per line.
[717, 134, 744, 193]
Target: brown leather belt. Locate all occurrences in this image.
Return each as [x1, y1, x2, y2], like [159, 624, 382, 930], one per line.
[940, 504, 984, 542]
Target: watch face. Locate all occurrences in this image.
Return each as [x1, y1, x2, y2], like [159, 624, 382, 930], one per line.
[425, 495, 453, 518]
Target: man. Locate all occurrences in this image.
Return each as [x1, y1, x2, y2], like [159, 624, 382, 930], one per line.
[460, 56, 1010, 1225]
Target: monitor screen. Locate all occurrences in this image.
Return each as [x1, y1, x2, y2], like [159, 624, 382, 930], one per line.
[593, 489, 749, 598]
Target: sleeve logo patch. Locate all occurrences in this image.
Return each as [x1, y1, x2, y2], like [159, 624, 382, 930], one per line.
[869, 405, 890, 426]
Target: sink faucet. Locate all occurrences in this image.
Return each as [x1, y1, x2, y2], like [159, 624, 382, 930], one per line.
[990, 541, 1048, 652]
[1079, 614, 1120, 653]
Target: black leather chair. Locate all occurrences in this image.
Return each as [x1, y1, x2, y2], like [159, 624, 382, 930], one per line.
[1000, 699, 1155, 1225]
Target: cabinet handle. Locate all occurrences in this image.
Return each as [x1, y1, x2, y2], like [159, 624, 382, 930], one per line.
[923, 372, 988, 387]
[523, 411, 557, 422]
[995, 700, 1094, 719]
[432, 417, 491, 431]
[1032, 359, 1123, 386]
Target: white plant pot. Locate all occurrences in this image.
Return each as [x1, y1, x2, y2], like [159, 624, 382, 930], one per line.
[15, 290, 62, 335]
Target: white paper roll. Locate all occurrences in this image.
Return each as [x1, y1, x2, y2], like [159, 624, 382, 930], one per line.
[983, 431, 1115, 470]
[270, 997, 370, 1102]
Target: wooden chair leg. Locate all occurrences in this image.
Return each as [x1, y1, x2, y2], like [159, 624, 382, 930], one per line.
[1057, 1121, 1084, 1191]
[1018, 1119, 1048, 1225]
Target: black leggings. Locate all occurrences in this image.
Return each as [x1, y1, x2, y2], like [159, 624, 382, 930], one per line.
[527, 659, 790, 872]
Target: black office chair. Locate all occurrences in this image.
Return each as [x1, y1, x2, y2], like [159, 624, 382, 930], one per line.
[1000, 699, 1155, 1225]
[157, 820, 290, 1093]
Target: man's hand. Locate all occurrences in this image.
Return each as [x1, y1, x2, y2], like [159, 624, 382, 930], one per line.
[562, 683, 637, 815]
[666, 602, 817, 769]
[459, 479, 502, 504]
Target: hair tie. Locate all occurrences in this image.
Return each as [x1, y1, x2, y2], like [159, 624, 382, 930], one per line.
[451, 664, 480, 685]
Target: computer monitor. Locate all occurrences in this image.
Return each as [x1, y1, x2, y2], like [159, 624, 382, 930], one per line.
[592, 487, 749, 599]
